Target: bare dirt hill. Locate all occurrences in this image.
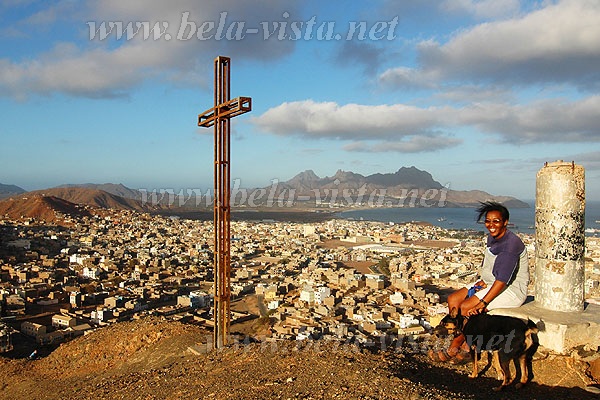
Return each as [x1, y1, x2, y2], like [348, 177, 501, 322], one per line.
[27, 187, 150, 211]
[0, 187, 167, 224]
[0, 194, 92, 223]
[0, 317, 597, 400]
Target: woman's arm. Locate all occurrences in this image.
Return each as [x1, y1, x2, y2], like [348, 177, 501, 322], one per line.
[466, 280, 507, 315]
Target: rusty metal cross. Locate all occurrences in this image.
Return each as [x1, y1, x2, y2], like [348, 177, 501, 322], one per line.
[198, 56, 251, 349]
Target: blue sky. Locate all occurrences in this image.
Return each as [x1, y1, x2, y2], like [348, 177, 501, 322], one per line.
[1, 0, 599, 201]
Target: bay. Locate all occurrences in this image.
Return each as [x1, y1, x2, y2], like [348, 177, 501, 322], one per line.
[337, 200, 600, 236]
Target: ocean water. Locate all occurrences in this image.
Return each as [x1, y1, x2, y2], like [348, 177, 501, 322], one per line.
[337, 200, 600, 236]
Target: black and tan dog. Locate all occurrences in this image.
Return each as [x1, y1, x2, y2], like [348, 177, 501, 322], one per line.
[433, 308, 539, 391]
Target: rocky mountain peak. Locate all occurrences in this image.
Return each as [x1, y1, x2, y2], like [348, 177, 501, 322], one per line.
[366, 166, 443, 189]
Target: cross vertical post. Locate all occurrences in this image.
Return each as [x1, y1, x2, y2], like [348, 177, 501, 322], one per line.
[198, 56, 251, 349]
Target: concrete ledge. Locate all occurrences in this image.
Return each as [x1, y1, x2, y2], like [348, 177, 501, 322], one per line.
[488, 299, 600, 354]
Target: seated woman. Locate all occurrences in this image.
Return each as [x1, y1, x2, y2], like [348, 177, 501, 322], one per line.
[430, 201, 530, 363]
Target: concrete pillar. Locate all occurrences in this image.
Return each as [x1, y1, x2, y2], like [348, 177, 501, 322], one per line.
[535, 160, 585, 312]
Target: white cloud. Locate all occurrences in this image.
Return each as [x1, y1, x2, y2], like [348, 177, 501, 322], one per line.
[22, 0, 72, 26]
[254, 96, 600, 151]
[380, 0, 600, 89]
[434, 85, 514, 104]
[0, 43, 167, 98]
[344, 135, 462, 153]
[0, 0, 298, 99]
[378, 66, 440, 90]
[253, 100, 449, 139]
[0, 0, 77, 38]
[253, 100, 464, 153]
[458, 96, 600, 143]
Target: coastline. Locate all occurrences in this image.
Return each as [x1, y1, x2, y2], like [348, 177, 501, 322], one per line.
[160, 208, 339, 223]
[159, 201, 600, 237]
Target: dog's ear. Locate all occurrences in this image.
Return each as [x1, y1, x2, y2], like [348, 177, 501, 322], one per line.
[449, 307, 459, 318]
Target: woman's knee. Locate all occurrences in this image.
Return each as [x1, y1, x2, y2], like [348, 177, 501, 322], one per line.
[448, 288, 467, 308]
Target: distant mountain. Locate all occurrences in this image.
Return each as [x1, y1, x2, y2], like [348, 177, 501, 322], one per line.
[285, 170, 322, 190]
[0, 183, 202, 221]
[28, 187, 160, 211]
[57, 183, 142, 200]
[54, 184, 202, 209]
[270, 167, 529, 208]
[440, 189, 527, 208]
[0, 183, 26, 200]
[366, 167, 443, 189]
[282, 167, 444, 191]
[0, 194, 92, 223]
[0, 188, 166, 223]
[0, 169, 528, 221]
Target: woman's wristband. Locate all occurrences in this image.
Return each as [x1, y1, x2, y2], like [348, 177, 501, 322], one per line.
[480, 299, 489, 307]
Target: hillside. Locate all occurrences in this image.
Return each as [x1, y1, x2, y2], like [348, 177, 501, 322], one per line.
[0, 317, 596, 400]
[0, 187, 165, 215]
[0, 194, 92, 223]
[54, 184, 199, 209]
[28, 187, 149, 210]
[0, 187, 174, 225]
[56, 183, 142, 200]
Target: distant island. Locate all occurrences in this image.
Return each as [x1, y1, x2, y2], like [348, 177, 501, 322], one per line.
[0, 167, 528, 224]
[260, 167, 529, 209]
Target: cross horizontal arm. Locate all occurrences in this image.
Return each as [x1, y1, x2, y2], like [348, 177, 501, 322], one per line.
[197, 96, 252, 128]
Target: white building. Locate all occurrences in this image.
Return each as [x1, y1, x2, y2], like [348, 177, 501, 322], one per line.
[69, 253, 89, 265]
[389, 313, 421, 329]
[82, 266, 102, 280]
[90, 308, 113, 324]
[52, 314, 76, 329]
[389, 292, 404, 305]
[299, 285, 315, 304]
[314, 286, 331, 305]
[69, 292, 82, 307]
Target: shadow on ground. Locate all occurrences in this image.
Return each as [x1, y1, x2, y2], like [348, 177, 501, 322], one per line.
[392, 352, 597, 400]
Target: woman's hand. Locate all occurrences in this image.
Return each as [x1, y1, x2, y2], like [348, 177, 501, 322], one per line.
[467, 301, 487, 316]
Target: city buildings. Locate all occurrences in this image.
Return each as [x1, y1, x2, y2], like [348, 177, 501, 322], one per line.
[1, 208, 599, 349]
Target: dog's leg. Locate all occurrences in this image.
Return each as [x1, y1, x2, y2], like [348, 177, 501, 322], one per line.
[491, 351, 503, 381]
[515, 353, 528, 389]
[502, 358, 513, 386]
[492, 351, 512, 391]
[470, 349, 478, 378]
[494, 357, 513, 391]
[485, 350, 492, 372]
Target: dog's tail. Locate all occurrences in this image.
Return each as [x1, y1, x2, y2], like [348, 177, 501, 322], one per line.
[524, 319, 539, 352]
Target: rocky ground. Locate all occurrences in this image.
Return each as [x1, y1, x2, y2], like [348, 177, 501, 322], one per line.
[1, 316, 599, 400]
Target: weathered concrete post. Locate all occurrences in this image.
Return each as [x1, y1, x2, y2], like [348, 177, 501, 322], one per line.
[535, 160, 585, 312]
